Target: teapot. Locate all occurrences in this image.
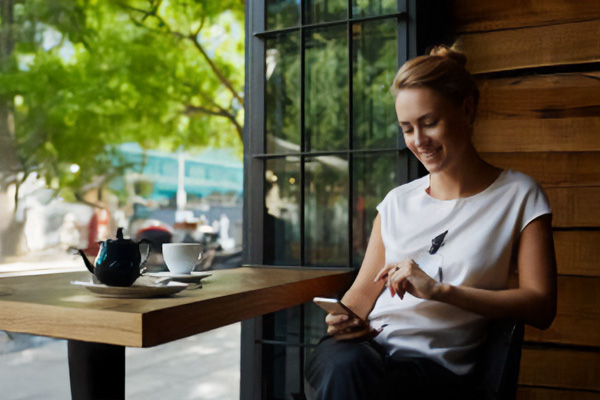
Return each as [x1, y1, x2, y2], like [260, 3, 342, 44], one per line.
[78, 227, 151, 287]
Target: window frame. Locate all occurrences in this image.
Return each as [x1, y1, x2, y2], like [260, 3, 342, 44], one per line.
[241, 0, 448, 398]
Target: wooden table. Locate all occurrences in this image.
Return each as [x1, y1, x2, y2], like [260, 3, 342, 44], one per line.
[0, 266, 354, 399]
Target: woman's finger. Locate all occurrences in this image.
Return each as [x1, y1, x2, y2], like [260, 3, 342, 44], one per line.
[325, 313, 349, 325]
[327, 317, 367, 336]
[374, 263, 399, 282]
[389, 267, 409, 299]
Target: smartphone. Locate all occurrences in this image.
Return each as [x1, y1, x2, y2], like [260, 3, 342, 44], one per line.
[313, 297, 365, 322]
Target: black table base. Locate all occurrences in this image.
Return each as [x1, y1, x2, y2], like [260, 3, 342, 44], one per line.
[68, 340, 125, 400]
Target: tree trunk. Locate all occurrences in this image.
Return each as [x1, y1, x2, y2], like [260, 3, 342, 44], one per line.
[0, 0, 19, 187]
[0, 0, 25, 261]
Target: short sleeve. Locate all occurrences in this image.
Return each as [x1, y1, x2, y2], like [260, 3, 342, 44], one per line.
[376, 188, 396, 243]
[520, 179, 552, 232]
[376, 188, 394, 217]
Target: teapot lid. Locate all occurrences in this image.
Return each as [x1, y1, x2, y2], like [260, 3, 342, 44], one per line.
[111, 227, 133, 244]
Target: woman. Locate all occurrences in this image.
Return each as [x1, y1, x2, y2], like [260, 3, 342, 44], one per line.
[305, 45, 557, 399]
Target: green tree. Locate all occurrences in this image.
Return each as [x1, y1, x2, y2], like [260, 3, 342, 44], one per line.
[0, 0, 245, 257]
[0, 0, 244, 200]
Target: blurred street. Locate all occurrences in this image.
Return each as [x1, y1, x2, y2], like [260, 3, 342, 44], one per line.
[0, 249, 84, 277]
[0, 323, 241, 400]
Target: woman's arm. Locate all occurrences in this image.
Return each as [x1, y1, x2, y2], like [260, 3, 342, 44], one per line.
[340, 214, 387, 319]
[377, 214, 557, 330]
[325, 214, 386, 337]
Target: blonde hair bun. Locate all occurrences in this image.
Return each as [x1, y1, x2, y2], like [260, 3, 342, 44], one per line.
[429, 45, 467, 69]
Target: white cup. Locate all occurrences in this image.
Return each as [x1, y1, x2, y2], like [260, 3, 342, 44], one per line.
[162, 243, 202, 275]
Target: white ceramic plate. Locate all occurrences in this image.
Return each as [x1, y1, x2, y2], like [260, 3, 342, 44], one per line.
[145, 271, 212, 284]
[71, 280, 188, 298]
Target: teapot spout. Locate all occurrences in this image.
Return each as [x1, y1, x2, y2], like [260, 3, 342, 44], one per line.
[77, 249, 95, 274]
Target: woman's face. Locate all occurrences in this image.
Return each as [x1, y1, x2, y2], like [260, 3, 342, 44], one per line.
[395, 87, 474, 174]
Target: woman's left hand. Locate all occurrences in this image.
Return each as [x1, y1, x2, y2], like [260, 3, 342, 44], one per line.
[374, 259, 441, 300]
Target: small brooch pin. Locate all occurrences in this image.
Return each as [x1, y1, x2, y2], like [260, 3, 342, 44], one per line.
[429, 230, 448, 255]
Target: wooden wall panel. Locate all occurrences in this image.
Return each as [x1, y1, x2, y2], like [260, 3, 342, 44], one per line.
[517, 387, 600, 400]
[456, 19, 600, 73]
[554, 231, 600, 277]
[454, 0, 600, 32]
[525, 276, 600, 347]
[473, 73, 600, 153]
[450, 0, 600, 397]
[519, 347, 600, 391]
[480, 153, 600, 187]
[546, 187, 600, 228]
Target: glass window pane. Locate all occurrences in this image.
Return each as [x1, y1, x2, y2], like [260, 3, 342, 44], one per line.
[305, 26, 349, 152]
[263, 342, 302, 399]
[305, 155, 349, 266]
[266, 0, 300, 30]
[266, 32, 301, 154]
[304, 302, 328, 345]
[352, 151, 408, 268]
[304, 0, 347, 24]
[263, 307, 302, 342]
[264, 157, 301, 265]
[352, 19, 399, 150]
[351, 0, 398, 18]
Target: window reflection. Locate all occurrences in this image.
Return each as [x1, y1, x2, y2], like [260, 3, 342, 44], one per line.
[305, 155, 348, 266]
[352, 151, 407, 267]
[304, 0, 347, 24]
[352, 19, 399, 149]
[305, 26, 349, 151]
[266, 33, 301, 154]
[264, 157, 301, 265]
[266, 0, 301, 30]
[351, 0, 398, 18]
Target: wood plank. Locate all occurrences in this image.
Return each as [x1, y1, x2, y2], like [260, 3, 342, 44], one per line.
[517, 386, 600, 400]
[0, 267, 354, 347]
[454, 0, 600, 32]
[456, 19, 600, 74]
[473, 72, 600, 152]
[554, 231, 600, 278]
[546, 187, 600, 228]
[525, 276, 600, 347]
[520, 347, 600, 392]
[141, 267, 354, 347]
[480, 153, 600, 187]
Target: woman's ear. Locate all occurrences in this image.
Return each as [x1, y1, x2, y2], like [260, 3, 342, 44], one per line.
[462, 96, 476, 127]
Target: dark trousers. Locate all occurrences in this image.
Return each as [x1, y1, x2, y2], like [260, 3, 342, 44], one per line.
[304, 337, 477, 400]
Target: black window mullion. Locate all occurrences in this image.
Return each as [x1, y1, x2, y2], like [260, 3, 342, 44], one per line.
[298, 2, 307, 396]
[299, 25, 306, 266]
[347, 12, 354, 269]
[253, 147, 407, 159]
[396, 13, 408, 150]
[254, 12, 407, 37]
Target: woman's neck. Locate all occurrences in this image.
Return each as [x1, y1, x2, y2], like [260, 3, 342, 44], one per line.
[428, 149, 501, 201]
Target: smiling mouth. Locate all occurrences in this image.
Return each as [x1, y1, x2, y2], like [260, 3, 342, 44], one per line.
[419, 148, 441, 160]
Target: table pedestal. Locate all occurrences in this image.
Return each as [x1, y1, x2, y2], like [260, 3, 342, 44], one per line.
[68, 340, 125, 400]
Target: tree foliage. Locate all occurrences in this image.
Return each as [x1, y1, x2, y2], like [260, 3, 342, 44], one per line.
[0, 0, 244, 200]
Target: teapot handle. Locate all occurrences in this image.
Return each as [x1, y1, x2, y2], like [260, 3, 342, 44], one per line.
[138, 239, 152, 273]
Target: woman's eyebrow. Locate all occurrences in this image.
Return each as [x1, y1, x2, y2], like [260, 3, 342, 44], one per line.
[398, 112, 435, 125]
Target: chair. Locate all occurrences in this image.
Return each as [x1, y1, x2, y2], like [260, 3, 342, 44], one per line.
[301, 319, 525, 400]
[475, 319, 525, 400]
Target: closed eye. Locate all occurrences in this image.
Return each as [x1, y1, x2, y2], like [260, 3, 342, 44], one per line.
[400, 124, 413, 134]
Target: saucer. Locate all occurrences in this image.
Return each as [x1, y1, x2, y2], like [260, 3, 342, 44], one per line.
[71, 280, 188, 298]
[146, 271, 212, 284]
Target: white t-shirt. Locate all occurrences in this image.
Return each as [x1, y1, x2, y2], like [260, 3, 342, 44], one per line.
[370, 169, 551, 375]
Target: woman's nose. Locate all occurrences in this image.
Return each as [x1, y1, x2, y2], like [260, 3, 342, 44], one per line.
[413, 128, 427, 146]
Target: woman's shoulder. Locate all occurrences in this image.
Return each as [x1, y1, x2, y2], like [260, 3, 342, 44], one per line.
[385, 175, 429, 200]
[381, 175, 429, 208]
[499, 169, 543, 191]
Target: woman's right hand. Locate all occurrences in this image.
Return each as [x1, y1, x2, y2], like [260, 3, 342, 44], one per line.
[325, 312, 373, 341]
